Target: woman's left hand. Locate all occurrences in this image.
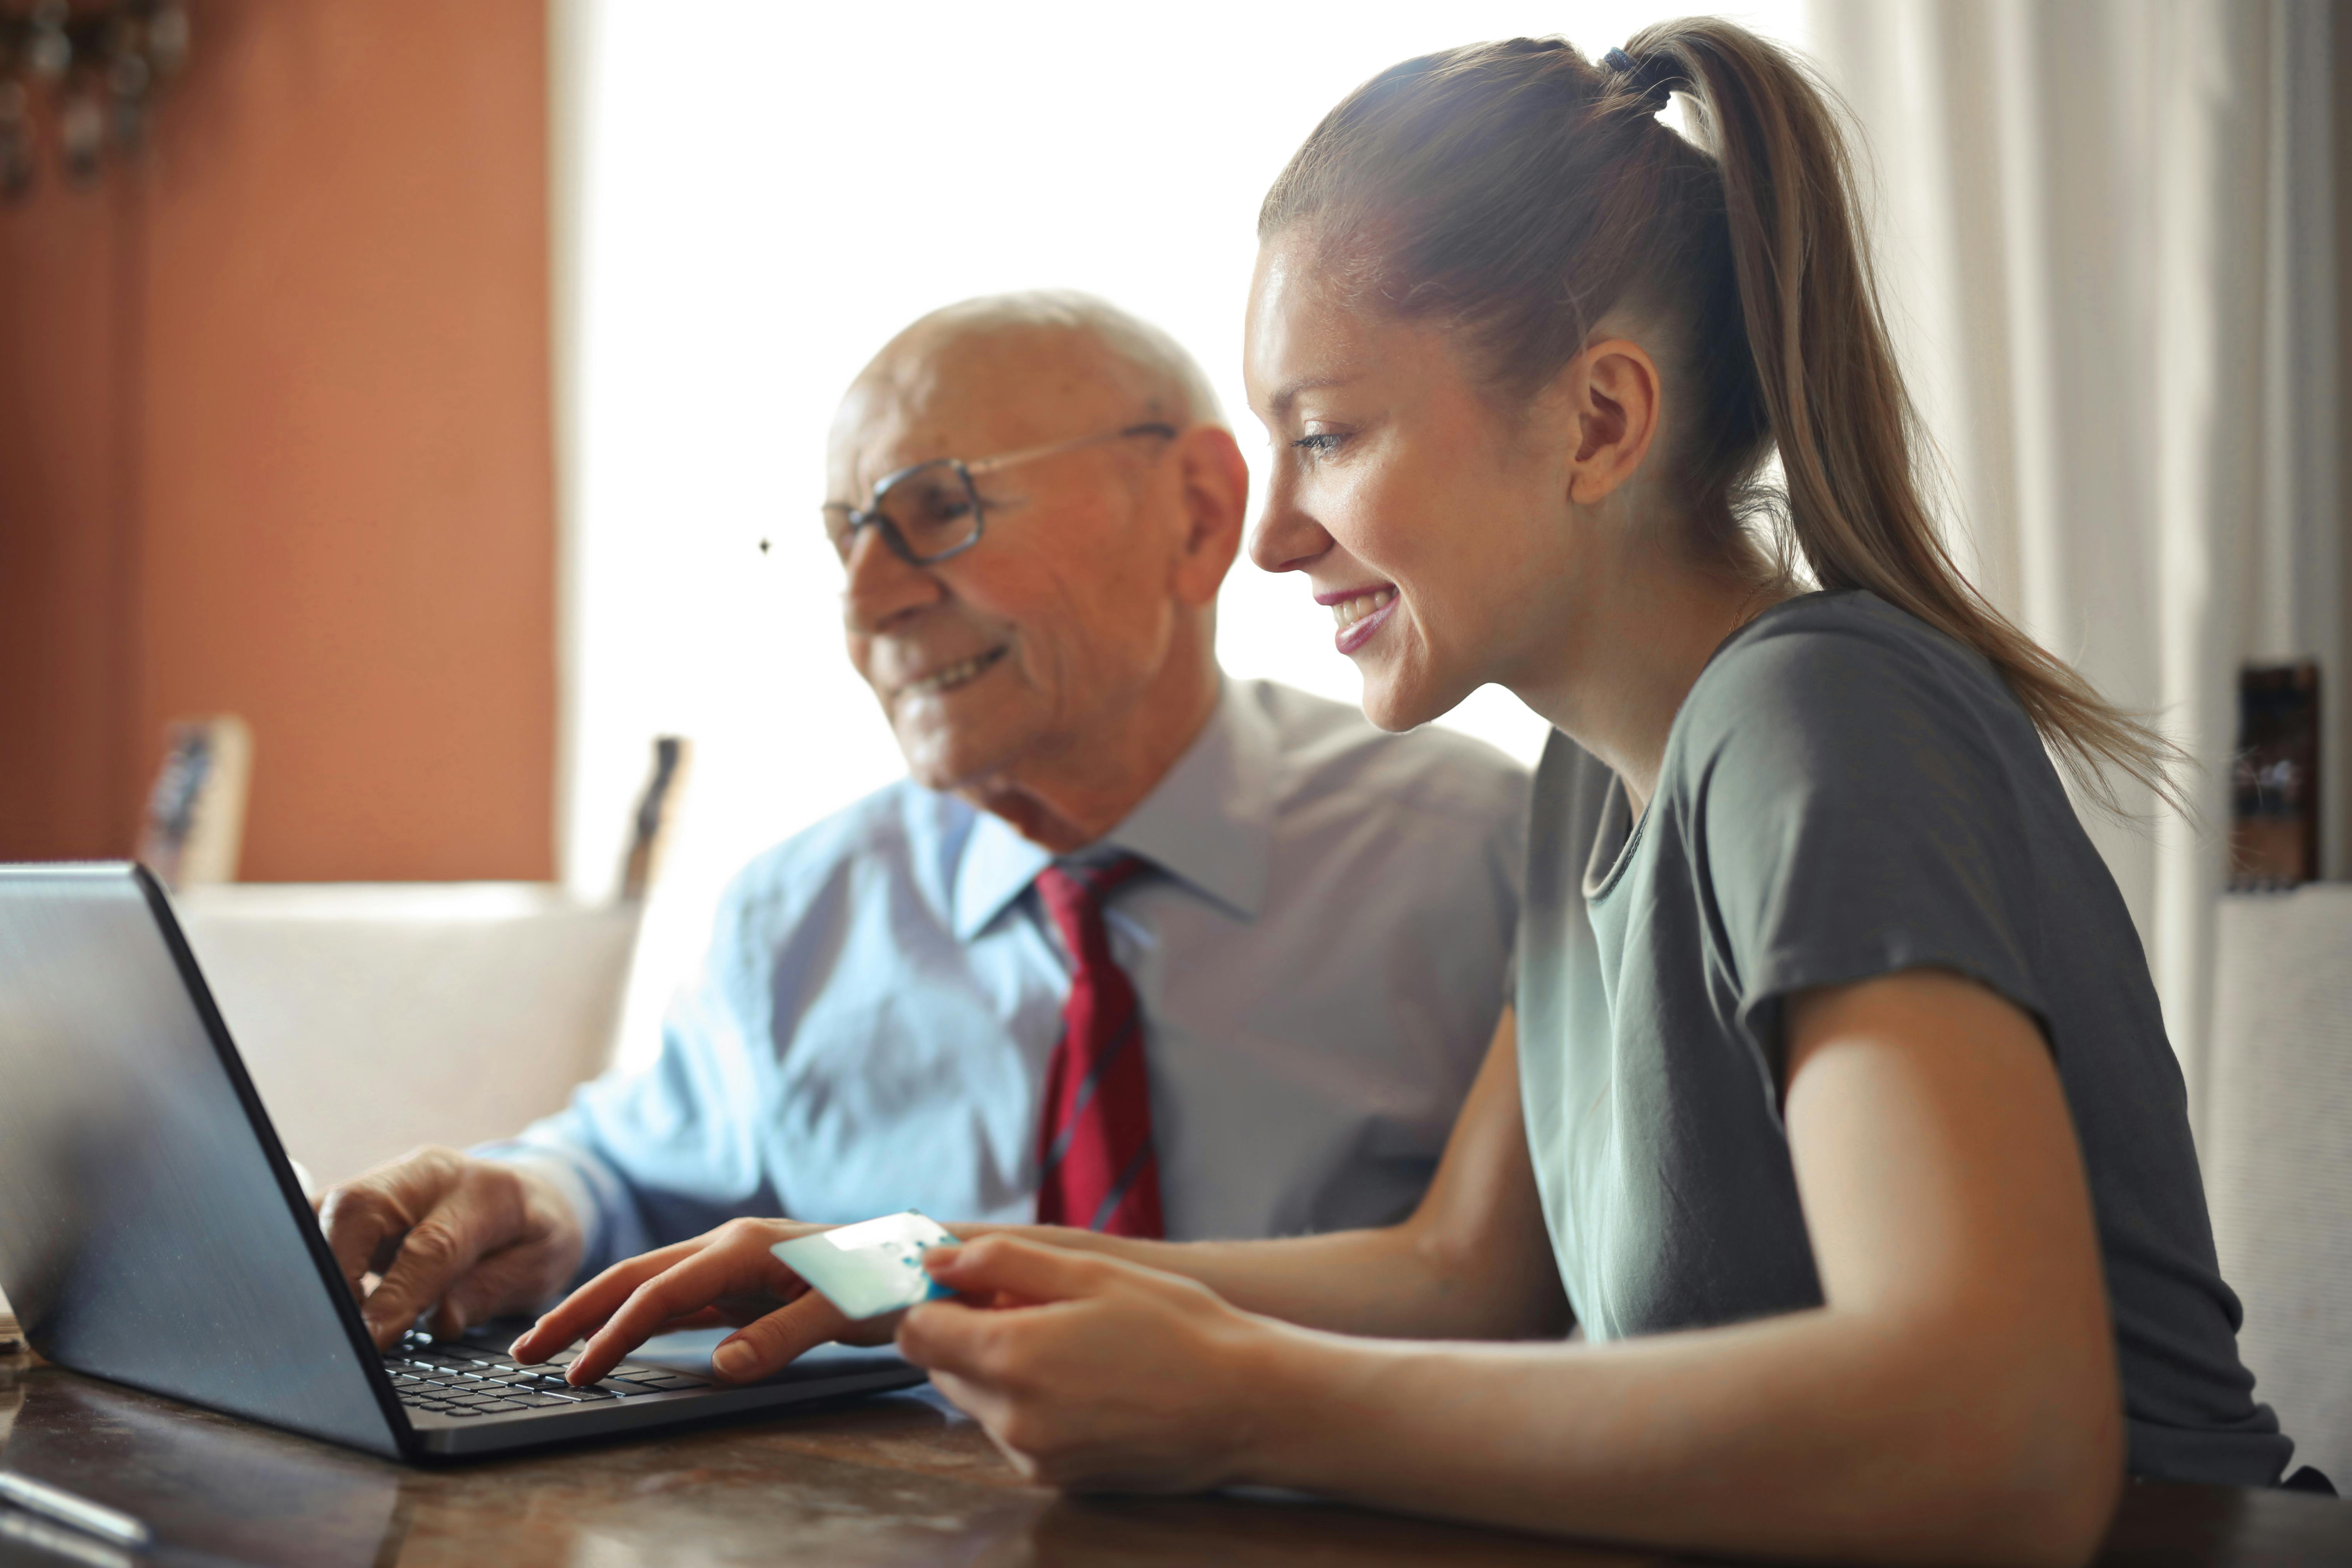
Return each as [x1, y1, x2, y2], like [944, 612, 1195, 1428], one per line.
[899, 1234, 1284, 1493]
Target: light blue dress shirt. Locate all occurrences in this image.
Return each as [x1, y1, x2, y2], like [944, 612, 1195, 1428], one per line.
[490, 679, 1528, 1274]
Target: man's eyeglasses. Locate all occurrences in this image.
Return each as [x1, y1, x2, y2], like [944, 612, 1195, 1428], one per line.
[821, 423, 1178, 567]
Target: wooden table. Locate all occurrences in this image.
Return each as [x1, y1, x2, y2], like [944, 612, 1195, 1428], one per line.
[1, 1349, 2345, 1567]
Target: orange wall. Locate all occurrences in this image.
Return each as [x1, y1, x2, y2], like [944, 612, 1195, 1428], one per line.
[0, 0, 556, 881]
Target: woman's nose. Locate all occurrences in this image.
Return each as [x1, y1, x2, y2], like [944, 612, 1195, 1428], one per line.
[1247, 473, 1332, 576]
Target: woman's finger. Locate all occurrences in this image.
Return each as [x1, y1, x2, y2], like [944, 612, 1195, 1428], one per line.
[921, 1234, 1117, 1304]
[895, 1295, 1041, 1384]
[925, 1368, 1036, 1477]
[707, 1292, 858, 1381]
[509, 1236, 704, 1361]
[568, 1241, 802, 1383]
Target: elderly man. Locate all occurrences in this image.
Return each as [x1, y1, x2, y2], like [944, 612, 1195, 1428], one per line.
[320, 292, 1526, 1348]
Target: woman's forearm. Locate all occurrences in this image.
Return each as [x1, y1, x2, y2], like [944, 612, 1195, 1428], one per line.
[947, 1221, 1526, 1339]
[1237, 1304, 2118, 1568]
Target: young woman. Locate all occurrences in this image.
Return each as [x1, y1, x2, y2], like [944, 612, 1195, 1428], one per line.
[511, 20, 2299, 1564]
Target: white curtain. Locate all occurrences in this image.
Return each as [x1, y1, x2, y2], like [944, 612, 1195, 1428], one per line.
[1805, 0, 2342, 1127]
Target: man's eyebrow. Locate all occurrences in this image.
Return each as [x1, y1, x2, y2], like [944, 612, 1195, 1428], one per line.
[1266, 373, 1361, 419]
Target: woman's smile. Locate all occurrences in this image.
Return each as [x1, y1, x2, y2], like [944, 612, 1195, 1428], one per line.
[1317, 583, 1399, 654]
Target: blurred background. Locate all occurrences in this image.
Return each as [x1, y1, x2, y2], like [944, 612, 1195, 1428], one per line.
[1, 0, 2348, 1475]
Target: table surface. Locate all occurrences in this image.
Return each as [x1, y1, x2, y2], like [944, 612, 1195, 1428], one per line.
[0, 1350, 2346, 1568]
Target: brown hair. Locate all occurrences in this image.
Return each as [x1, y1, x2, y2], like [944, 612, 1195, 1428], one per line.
[1260, 19, 2177, 813]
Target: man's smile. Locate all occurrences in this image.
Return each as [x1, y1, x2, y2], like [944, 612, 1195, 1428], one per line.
[895, 643, 1011, 699]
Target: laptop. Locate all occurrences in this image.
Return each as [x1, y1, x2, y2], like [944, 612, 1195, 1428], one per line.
[0, 862, 925, 1460]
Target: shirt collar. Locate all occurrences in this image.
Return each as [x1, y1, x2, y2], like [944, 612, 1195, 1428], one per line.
[949, 678, 1277, 941]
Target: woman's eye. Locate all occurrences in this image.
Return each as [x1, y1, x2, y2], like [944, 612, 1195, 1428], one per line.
[1291, 432, 1347, 458]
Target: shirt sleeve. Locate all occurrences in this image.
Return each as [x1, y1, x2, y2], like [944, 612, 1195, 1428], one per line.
[1685, 620, 2049, 1093]
[474, 886, 787, 1283]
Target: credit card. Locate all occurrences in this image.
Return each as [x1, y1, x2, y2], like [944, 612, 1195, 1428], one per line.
[770, 1210, 958, 1320]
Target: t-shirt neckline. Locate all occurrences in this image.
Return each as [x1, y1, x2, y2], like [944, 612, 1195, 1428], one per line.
[1579, 588, 1854, 906]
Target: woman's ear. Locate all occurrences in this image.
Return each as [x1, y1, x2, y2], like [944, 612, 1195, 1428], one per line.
[1560, 337, 1662, 505]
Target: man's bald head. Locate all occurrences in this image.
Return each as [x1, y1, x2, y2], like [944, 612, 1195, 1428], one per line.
[825, 293, 1250, 850]
[845, 290, 1221, 445]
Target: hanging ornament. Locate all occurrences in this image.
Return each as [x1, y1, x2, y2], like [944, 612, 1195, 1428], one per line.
[0, 0, 191, 201]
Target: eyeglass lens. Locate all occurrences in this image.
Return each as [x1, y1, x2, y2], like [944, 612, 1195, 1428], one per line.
[827, 461, 981, 564]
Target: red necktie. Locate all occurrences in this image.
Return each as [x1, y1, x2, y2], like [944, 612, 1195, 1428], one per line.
[1032, 855, 1163, 1238]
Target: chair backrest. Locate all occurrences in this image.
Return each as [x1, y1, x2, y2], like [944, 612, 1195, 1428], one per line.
[2205, 886, 2352, 1487]
[174, 883, 640, 1191]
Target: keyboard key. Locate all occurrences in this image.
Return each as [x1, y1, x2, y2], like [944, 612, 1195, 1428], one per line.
[473, 1400, 526, 1413]
[629, 1374, 709, 1390]
[511, 1391, 581, 1407]
[444, 1407, 487, 1419]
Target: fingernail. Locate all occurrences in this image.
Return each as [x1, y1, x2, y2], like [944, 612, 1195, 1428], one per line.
[712, 1340, 756, 1379]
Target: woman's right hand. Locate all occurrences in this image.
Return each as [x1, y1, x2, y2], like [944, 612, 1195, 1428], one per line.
[508, 1217, 890, 1384]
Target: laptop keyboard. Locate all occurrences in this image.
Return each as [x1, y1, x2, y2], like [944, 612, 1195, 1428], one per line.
[384, 1331, 712, 1420]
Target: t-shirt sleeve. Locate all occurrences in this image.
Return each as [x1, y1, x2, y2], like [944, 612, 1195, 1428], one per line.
[1683, 621, 2049, 1090]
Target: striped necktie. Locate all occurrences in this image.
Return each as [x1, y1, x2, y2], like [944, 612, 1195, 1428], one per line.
[1031, 854, 1163, 1237]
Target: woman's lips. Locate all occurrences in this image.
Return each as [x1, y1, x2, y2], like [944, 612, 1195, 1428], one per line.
[1322, 584, 1398, 656]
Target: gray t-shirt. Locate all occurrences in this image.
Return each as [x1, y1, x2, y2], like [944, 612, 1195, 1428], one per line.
[1517, 589, 2290, 1487]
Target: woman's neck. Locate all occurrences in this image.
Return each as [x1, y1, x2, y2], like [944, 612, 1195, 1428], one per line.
[1515, 557, 1785, 818]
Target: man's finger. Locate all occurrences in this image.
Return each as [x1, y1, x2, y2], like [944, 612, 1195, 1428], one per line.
[357, 1176, 522, 1347]
[433, 1239, 555, 1339]
[318, 1187, 407, 1302]
[317, 1149, 468, 1303]
[707, 1293, 858, 1383]
[921, 1235, 1113, 1305]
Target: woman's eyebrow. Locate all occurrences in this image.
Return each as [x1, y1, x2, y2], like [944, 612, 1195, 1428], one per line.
[1266, 373, 1361, 419]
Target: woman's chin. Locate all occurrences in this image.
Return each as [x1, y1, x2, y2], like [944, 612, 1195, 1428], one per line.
[1356, 670, 1467, 734]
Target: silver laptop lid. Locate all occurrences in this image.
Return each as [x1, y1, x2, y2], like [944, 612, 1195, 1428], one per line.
[0, 864, 401, 1458]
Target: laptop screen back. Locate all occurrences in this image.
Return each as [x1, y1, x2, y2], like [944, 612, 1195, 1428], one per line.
[0, 865, 399, 1456]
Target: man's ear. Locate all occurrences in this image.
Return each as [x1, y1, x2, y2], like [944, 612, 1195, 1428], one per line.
[1560, 337, 1662, 506]
[1170, 425, 1249, 608]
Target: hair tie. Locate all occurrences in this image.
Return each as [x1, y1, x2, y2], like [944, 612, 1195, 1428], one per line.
[1603, 45, 1683, 112]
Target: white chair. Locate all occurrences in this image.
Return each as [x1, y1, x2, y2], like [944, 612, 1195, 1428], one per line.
[172, 883, 639, 1191]
[2205, 886, 2352, 1486]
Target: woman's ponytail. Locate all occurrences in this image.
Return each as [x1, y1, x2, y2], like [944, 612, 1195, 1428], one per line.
[1633, 20, 2180, 812]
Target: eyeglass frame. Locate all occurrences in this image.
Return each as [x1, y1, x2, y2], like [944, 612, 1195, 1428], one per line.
[821, 422, 1179, 567]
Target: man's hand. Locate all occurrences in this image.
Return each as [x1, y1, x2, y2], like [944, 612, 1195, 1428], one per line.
[315, 1147, 586, 1349]
[509, 1218, 895, 1386]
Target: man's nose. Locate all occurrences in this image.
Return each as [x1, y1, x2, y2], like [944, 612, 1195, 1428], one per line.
[841, 527, 945, 633]
[1247, 470, 1333, 576]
